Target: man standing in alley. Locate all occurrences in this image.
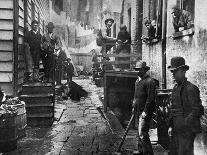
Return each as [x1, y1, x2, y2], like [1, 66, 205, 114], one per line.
[168, 57, 204, 155]
[65, 58, 74, 83]
[25, 20, 42, 82]
[132, 61, 156, 155]
[42, 22, 62, 82]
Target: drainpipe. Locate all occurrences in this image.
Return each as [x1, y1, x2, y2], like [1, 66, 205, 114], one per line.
[161, 0, 167, 89]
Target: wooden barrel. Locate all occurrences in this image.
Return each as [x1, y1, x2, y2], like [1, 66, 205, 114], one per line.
[0, 114, 17, 152]
[8, 101, 27, 139]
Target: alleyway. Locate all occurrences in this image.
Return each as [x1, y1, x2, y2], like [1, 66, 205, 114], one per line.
[2, 78, 207, 155]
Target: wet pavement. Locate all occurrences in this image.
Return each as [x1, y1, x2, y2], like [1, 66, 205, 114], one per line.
[2, 77, 207, 155]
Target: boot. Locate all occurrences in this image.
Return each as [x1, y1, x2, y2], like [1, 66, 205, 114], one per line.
[32, 68, 40, 82]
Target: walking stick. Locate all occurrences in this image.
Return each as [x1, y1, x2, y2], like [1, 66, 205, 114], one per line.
[114, 109, 135, 155]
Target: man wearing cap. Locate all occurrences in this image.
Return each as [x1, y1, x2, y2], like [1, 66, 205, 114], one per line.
[141, 19, 156, 43]
[25, 20, 42, 82]
[64, 58, 74, 83]
[42, 22, 62, 82]
[171, 6, 194, 32]
[132, 61, 156, 155]
[101, 18, 117, 54]
[168, 57, 204, 155]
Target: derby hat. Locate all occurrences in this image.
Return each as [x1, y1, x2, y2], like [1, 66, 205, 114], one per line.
[168, 57, 189, 71]
[120, 24, 127, 30]
[134, 60, 150, 70]
[105, 18, 114, 25]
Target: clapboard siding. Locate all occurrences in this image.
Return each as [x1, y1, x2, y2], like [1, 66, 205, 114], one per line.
[0, 10, 13, 19]
[0, 20, 13, 30]
[0, 31, 13, 40]
[0, 0, 13, 9]
[0, 52, 13, 61]
[0, 0, 49, 96]
[0, 41, 13, 51]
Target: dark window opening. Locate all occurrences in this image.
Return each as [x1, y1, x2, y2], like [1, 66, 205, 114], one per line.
[172, 0, 195, 38]
[128, 8, 131, 34]
[142, 0, 161, 44]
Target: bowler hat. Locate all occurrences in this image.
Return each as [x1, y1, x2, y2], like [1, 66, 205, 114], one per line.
[168, 57, 189, 71]
[134, 60, 150, 70]
[47, 22, 55, 28]
[120, 24, 127, 30]
[105, 18, 114, 25]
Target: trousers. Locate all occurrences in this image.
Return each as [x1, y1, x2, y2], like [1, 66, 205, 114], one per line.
[137, 114, 154, 155]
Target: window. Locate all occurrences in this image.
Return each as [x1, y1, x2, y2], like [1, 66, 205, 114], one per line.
[172, 0, 195, 39]
[128, 8, 131, 34]
[142, 0, 161, 44]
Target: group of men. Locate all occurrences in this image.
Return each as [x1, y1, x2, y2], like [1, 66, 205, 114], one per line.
[132, 57, 204, 155]
[24, 20, 74, 83]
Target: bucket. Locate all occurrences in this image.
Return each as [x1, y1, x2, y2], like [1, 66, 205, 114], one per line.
[8, 101, 27, 138]
[0, 114, 17, 152]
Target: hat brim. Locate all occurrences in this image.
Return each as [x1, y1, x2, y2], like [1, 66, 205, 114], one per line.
[168, 65, 189, 71]
[105, 19, 114, 24]
[134, 66, 150, 70]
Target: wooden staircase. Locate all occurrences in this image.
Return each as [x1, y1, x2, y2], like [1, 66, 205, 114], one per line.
[19, 82, 55, 127]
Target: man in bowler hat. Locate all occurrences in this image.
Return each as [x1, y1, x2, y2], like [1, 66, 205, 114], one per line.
[42, 22, 62, 82]
[132, 61, 156, 155]
[168, 57, 204, 155]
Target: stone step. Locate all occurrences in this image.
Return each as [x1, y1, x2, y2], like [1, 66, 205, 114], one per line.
[21, 82, 54, 95]
[19, 94, 55, 127]
[19, 94, 54, 106]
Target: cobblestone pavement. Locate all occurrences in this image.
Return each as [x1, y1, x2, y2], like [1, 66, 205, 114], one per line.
[4, 78, 206, 155]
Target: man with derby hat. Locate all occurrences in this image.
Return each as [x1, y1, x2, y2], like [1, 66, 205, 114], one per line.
[167, 57, 204, 155]
[42, 22, 62, 82]
[132, 60, 157, 155]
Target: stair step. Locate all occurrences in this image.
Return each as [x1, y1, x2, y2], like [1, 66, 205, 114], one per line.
[27, 113, 53, 118]
[22, 82, 54, 95]
[27, 117, 54, 127]
[20, 94, 54, 104]
[26, 106, 54, 115]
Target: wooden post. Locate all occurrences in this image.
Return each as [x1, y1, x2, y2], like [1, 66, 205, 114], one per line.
[13, 0, 19, 96]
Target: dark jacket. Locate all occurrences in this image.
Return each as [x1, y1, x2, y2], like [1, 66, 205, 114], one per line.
[25, 30, 42, 52]
[169, 79, 204, 133]
[42, 33, 62, 54]
[133, 74, 156, 115]
[172, 10, 194, 32]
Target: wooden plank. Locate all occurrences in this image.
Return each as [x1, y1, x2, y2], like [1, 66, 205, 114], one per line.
[19, 17, 24, 28]
[0, 41, 13, 51]
[0, 10, 13, 20]
[19, 0, 24, 9]
[95, 60, 137, 65]
[19, 7, 24, 18]
[0, 20, 13, 30]
[0, 62, 13, 71]
[18, 27, 24, 36]
[0, 0, 13, 9]
[0, 31, 13, 40]
[98, 53, 141, 58]
[0, 72, 13, 82]
[0, 52, 13, 61]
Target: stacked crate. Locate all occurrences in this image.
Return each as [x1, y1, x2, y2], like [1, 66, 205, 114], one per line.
[19, 83, 55, 127]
